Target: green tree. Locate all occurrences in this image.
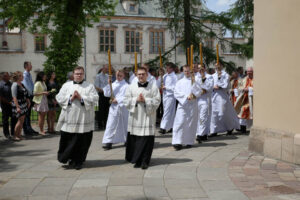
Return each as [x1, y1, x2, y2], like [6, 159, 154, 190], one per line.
[0, 0, 116, 85]
[145, 0, 253, 71]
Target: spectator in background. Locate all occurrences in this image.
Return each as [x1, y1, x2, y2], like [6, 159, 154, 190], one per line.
[66, 72, 74, 82]
[11, 71, 30, 141]
[47, 71, 59, 134]
[237, 66, 245, 79]
[94, 64, 109, 128]
[0, 72, 16, 139]
[22, 61, 38, 135]
[33, 71, 49, 135]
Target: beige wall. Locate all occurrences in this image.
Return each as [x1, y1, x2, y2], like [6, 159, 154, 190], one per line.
[254, 0, 300, 134]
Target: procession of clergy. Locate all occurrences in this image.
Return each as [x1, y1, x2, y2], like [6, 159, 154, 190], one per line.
[55, 62, 254, 170]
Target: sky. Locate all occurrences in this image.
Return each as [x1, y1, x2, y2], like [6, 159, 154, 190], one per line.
[205, 0, 237, 13]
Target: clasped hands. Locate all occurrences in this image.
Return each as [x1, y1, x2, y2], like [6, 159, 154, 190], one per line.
[137, 93, 145, 102]
[187, 93, 196, 100]
[71, 90, 82, 101]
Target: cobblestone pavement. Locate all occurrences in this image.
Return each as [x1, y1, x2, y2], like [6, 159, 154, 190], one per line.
[0, 129, 300, 200]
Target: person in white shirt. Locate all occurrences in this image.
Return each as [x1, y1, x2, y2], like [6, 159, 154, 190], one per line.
[159, 62, 178, 134]
[56, 66, 98, 170]
[94, 65, 109, 128]
[102, 69, 129, 150]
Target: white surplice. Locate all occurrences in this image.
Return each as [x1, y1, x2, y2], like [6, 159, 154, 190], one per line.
[102, 79, 129, 144]
[160, 72, 178, 130]
[193, 73, 214, 136]
[124, 81, 161, 136]
[210, 70, 239, 133]
[172, 76, 198, 145]
[56, 81, 99, 133]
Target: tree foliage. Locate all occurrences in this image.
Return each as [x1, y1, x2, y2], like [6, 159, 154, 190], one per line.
[0, 0, 116, 85]
[144, 0, 253, 72]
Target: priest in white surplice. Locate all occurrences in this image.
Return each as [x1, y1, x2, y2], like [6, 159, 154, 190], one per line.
[102, 70, 129, 150]
[172, 66, 199, 151]
[124, 67, 161, 169]
[159, 62, 178, 134]
[56, 66, 99, 170]
[210, 63, 239, 136]
[193, 65, 214, 143]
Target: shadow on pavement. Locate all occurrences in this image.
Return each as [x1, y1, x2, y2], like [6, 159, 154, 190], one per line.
[84, 159, 127, 168]
[151, 157, 193, 166]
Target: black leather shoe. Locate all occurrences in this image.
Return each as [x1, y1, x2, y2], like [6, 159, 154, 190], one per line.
[196, 135, 202, 143]
[209, 133, 217, 137]
[227, 129, 233, 135]
[141, 163, 148, 170]
[75, 163, 82, 170]
[201, 135, 208, 141]
[68, 160, 75, 167]
[185, 145, 192, 149]
[167, 128, 173, 133]
[102, 143, 112, 150]
[134, 163, 141, 168]
[159, 129, 166, 134]
[240, 125, 247, 133]
[173, 144, 182, 151]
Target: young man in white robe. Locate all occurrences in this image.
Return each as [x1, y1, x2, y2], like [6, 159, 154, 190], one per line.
[124, 67, 161, 169]
[102, 70, 129, 150]
[56, 66, 98, 170]
[210, 63, 240, 136]
[194, 65, 214, 143]
[172, 66, 199, 150]
[159, 62, 178, 134]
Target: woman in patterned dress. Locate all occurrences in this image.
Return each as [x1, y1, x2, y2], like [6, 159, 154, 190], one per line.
[33, 71, 49, 135]
[46, 71, 59, 133]
[11, 71, 30, 141]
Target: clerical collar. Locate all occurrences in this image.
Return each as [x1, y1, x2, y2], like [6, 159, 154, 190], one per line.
[73, 80, 84, 84]
[138, 82, 148, 88]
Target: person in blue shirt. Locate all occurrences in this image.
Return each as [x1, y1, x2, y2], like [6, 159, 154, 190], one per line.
[22, 61, 39, 135]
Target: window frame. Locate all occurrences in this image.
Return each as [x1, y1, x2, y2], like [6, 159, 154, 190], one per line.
[124, 29, 143, 54]
[34, 34, 46, 52]
[99, 27, 116, 53]
[149, 29, 165, 54]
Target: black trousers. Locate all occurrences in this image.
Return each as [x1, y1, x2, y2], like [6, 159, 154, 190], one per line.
[125, 132, 155, 165]
[57, 131, 93, 164]
[98, 92, 110, 127]
[1, 105, 16, 137]
[23, 97, 34, 132]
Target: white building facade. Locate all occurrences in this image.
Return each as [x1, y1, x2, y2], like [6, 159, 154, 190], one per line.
[0, 1, 248, 82]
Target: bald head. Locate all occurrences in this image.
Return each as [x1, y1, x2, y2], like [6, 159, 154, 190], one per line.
[247, 67, 253, 78]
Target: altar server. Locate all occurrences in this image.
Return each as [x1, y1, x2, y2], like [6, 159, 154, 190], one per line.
[102, 70, 129, 150]
[172, 66, 198, 150]
[210, 64, 239, 136]
[124, 67, 161, 169]
[56, 66, 98, 170]
[194, 65, 214, 143]
[159, 62, 178, 134]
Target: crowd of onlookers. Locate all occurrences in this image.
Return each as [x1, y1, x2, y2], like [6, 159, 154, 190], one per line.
[0, 62, 59, 141]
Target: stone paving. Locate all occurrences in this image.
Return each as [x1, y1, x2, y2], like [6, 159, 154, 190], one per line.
[0, 129, 300, 200]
